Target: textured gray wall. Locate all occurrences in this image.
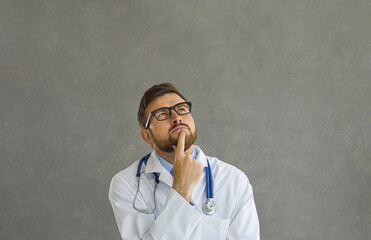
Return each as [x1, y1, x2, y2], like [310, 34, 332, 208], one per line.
[1, 0, 370, 239]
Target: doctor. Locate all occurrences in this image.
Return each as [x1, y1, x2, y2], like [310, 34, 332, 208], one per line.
[109, 83, 260, 239]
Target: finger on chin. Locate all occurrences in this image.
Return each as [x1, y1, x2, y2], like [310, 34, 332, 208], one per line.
[176, 132, 185, 153]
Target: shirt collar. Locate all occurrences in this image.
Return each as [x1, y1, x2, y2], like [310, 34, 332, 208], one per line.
[157, 154, 173, 173]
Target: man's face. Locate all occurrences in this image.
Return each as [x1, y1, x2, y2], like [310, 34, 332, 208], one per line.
[144, 93, 197, 152]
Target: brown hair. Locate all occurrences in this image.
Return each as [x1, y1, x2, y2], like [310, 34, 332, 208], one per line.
[137, 83, 187, 128]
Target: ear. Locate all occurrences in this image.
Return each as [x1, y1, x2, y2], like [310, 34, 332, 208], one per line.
[140, 129, 154, 145]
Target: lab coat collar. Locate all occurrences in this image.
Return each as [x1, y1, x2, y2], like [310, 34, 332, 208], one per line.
[144, 151, 162, 174]
[194, 146, 208, 167]
[144, 150, 173, 187]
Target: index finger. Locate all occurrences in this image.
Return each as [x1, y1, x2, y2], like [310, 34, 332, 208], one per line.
[176, 131, 186, 155]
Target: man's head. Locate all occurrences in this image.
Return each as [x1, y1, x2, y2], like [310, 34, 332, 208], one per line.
[138, 83, 197, 153]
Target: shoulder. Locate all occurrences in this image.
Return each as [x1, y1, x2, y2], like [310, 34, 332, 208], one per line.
[207, 156, 256, 209]
[111, 160, 139, 183]
[109, 159, 140, 200]
[208, 156, 247, 177]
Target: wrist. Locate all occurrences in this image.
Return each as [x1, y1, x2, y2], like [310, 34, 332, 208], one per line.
[172, 185, 192, 202]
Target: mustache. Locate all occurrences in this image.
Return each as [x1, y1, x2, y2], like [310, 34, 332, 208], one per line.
[169, 123, 190, 133]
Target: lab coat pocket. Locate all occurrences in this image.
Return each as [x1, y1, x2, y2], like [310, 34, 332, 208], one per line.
[203, 217, 229, 240]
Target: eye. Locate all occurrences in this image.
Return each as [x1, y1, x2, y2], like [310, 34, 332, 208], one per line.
[177, 107, 187, 112]
[156, 111, 169, 119]
[176, 104, 189, 113]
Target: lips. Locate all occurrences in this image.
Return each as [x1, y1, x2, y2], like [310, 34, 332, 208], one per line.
[170, 125, 189, 134]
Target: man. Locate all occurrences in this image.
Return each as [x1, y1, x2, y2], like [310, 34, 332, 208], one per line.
[109, 83, 259, 239]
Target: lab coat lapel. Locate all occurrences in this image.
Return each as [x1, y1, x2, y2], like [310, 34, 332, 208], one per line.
[144, 150, 173, 187]
[158, 168, 173, 187]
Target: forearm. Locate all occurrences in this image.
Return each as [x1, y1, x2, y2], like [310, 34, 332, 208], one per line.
[110, 187, 201, 240]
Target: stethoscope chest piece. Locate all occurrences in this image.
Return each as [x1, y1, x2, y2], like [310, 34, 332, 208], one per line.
[203, 198, 216, 215]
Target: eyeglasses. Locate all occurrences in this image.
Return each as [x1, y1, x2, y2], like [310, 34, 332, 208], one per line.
[145, 102, 192, 129]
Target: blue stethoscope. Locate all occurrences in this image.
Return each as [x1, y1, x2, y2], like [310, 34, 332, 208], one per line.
[133, 154, 216, 215]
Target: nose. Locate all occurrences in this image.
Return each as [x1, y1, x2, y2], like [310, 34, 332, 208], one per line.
[170, 109, 182, 125]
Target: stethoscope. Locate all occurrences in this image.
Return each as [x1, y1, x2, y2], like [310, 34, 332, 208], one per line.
[133, 153, 216, 215]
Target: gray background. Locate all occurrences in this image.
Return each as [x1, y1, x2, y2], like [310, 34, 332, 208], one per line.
[1, 0, 370, 239]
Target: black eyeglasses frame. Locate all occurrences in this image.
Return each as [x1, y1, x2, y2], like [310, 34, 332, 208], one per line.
[144, 102, 192, 129]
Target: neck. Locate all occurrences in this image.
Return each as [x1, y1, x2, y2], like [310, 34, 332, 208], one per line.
[155, 145, 194, 165]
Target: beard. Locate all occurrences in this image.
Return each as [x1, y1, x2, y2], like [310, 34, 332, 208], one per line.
[150, 124, 197, 153]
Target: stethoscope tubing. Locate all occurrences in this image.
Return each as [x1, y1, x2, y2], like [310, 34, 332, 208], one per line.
[206, 160, 213, 199]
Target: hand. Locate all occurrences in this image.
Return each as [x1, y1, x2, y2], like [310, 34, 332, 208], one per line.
[172, 132, 203, 203]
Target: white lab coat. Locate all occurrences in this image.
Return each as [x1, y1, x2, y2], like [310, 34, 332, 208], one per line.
[109, 145, 260, 240]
